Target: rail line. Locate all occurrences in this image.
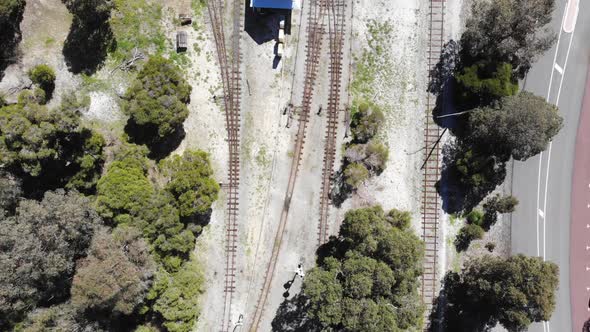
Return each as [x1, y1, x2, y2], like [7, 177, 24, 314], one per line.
[317, 0, 346, 245]
[206, 0, 242, 330]
[248, 0, 326, 330]
[421, 0, 445, 313]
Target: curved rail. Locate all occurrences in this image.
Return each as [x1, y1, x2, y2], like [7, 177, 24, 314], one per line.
[206, 0, 242, 330]
[248, 0, 326, 330]
[317, 0, 346, 245]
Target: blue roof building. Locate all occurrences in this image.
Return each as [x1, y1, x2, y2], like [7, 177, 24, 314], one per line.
[250, 0, 294, 9]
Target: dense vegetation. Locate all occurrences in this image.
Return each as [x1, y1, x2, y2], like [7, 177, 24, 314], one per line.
[0, 92, 105, 196]
[0, 190, 101, 329]
[436, 255, 559, 331]
[123, 56, 191, 157]
[433, 0, 561, 214]
[273, 206, 424, 331]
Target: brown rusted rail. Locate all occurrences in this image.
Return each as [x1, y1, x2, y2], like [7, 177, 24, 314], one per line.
[207, 0, 242, 330]
[421, 0, 445, 315]
[248, 0, 326, 330]
[317, 0, 346, 245]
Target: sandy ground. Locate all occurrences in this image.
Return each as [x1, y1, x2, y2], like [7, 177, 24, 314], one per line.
[0, 0, 78, 107]
[197, 0, 467, 330]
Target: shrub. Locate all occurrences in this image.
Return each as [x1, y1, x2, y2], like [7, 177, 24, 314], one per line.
[455, 224, 485, 252]
[466, 209, 484, 226]
[485, 242, 496, 252]
[96, 157, 155, 224]
[124, 56, 191, 150]
[351, 101, 385, 143]
[344, 162, 369, 188]
[28, 64, 56, 98]
[159, 150, 220, 218]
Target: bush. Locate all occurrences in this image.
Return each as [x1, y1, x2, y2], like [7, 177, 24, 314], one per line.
[124, 56, 191, 153]
[96, 157, 155, 224]
[455, 224, 485, 252]
[28, 64, 56, 98]
[344, 162, 369, 188]
[386, 208, 412, 230]
[159, 150, 220, 218]
[351, 101, 385, 143]
[147, 257, 205, 332]
[466, 209, 484, 226]
[485, 242, 496, 252]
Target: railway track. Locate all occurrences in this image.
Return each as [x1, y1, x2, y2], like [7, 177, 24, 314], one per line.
[248, 0, 326, 330]
[206, 0, 242, 330]
[317, 0, 346, 245]
[421, 0, 445, 313]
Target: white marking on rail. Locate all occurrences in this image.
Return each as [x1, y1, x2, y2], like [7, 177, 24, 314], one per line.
[538, 209, 545, 218]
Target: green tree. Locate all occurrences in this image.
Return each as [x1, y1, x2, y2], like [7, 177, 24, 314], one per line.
[293, 206, 424, 331]
[136, 191, 196, 272]
[123, 56, 191, 148]
[28, 64, 56, 100]
[159, 150, 220, 218]
[460, 0, 556, 77]
[456, 62, 518, 105]
[0, 190, 101, 328]
[441, 255, 559, 331]
[71, 227, 155, 317]
[0, 94, 105, 194]
[147, 257, 205, 332]
[96, 155, 155, 224]
[468, 92, 563, 161]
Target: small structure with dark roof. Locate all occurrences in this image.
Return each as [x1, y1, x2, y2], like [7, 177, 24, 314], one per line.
[176, 31, 188, 52]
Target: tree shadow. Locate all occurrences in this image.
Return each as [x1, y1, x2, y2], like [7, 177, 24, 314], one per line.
[124, 120, 185, 160]
[63, 18, 115, 75]
[271, 294, 321, 332]
[437, 142, 506, 214]
[426, 274, 491, 332]
[330, 170, 353, 208]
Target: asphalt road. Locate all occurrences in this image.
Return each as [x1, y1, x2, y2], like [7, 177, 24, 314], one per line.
[510, 1, 590, 332]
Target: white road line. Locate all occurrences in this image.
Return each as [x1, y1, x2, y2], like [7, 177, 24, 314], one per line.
[537, 154, 543, 257]
[542, 30, 576, 261]
[555, 63, 564, 74]
[535, 5, 571, 331]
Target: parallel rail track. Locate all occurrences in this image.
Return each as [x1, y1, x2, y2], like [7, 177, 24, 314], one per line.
[248, 0, 326, 330]
[317, 0, 346, 245]
[421, 0, 445, 312]
[207, 0, 242, 330]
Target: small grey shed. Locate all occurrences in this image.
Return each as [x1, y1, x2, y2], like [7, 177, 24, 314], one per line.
[176, 31, 188, 52]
